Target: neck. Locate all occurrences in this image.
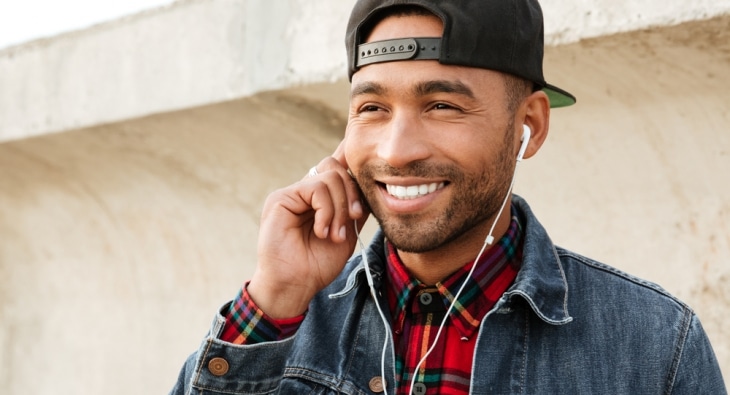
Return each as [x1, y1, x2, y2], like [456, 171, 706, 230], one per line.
[397, 205, 512, 285]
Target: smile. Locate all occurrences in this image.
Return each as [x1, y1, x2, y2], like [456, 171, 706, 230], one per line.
[385, 182, 446, 200]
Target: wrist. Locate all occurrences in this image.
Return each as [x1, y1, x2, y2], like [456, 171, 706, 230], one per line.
[247, 272, 315, 319]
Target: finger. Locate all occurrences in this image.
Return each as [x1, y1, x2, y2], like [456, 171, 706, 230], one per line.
[289, 171, 350, 242]
[266, 178, 335, 240]
[308, 182, 335, 240]
[318, 157, 365, 221]
[329, 139, 363, 220]
[306, 155, 364, 221]
[314, 171, 352, 243]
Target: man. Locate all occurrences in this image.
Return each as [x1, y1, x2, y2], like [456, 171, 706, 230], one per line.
[172, 0, 726, 394]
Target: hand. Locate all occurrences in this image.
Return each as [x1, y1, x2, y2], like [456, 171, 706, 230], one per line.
[247, 141, 369, 318]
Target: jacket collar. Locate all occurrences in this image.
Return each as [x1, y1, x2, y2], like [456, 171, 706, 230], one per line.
[505, 195, 572, 325]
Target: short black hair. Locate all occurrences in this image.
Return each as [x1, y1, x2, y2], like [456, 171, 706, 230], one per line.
[359, 5, 438, 42]
[504, 74, 533, 113]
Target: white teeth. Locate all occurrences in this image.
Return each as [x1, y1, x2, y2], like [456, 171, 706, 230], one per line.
[386, 182, 445, 199]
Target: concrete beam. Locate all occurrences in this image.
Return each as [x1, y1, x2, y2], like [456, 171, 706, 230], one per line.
[1, 0, 729, 143]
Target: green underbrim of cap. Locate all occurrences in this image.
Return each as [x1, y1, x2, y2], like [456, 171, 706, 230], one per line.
[544, 84, 577, 108]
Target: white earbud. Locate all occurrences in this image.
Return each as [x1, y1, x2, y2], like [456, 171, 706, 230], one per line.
[517, 124, 531, 162]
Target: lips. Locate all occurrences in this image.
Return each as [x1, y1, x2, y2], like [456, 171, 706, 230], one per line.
[385, 182, 445, 200]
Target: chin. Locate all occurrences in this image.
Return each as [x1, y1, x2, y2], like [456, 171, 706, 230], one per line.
[377, 215, 457, 253]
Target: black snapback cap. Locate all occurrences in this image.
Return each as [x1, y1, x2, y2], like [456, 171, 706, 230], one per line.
[345, 0, 576, 108]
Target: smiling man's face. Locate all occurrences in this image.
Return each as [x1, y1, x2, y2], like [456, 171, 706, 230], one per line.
[345, 13, 522, 254]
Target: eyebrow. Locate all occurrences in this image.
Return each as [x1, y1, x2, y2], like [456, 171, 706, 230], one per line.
[350, 81, 387, 99]
[350, 79, 476, 100]
[414, 80, 476, 99]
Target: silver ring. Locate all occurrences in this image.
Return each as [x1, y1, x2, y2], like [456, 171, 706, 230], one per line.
[307, 166, 319, 178]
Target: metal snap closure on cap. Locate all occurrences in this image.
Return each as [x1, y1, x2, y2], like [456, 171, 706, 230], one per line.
[368, 376, 384, 393]
[419, 292, 433, 306]
[208, 357, 229, 376]
[412, 382, 427, 395]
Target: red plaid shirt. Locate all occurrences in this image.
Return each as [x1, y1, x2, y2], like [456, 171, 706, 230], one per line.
[222, 209, 523, 395]
[384, 211, 522, 394]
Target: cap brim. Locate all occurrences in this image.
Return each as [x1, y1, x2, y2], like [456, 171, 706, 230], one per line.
[543, 84, 576, 108]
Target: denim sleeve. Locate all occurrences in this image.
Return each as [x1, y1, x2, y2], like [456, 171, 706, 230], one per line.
[170, 307, 296, 395]
[669, 314, 727, 394]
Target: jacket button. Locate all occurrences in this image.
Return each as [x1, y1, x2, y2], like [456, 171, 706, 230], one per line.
[368, 376, 384, 393]
[208, 357, 229, 376]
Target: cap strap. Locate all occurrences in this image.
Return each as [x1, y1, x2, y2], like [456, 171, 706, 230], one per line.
[356, 37, 440, 68]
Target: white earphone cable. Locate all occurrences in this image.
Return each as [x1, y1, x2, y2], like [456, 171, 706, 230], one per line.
[355, 220, 394, 395]
[406, 159, 522, 394]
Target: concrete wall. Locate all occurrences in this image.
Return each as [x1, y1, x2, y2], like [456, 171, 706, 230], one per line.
[0, 93, 346, 394]
[0, 1, 729, 394]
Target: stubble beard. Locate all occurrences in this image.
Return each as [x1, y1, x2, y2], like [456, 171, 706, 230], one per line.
[357, 127, 515, 253]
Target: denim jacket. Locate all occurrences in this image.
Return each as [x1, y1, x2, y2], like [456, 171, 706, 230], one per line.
[171, 196, 726, 394]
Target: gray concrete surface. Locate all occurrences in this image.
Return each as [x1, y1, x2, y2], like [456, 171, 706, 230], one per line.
[0, 5, 728, 395]
[2, 0, 729, 143]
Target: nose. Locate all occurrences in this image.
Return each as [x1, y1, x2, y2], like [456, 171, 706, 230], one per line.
[376, 110, 431, 168]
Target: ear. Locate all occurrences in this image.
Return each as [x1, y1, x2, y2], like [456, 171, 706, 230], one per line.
[517, 90, 550, 160]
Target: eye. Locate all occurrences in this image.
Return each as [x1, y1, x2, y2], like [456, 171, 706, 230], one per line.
[431, 102, 459, 111]
[352, 102, 389, 121]
[361, 105, 382, 112]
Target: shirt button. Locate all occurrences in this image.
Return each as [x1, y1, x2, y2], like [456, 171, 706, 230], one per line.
[368, 376, 384, 393]
[413, 382, 427, 394]
[208, 357, 229, 376]
[419, 292, 433, 305]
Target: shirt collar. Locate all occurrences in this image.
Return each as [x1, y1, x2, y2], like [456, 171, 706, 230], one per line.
[385, 206, 524, 338]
